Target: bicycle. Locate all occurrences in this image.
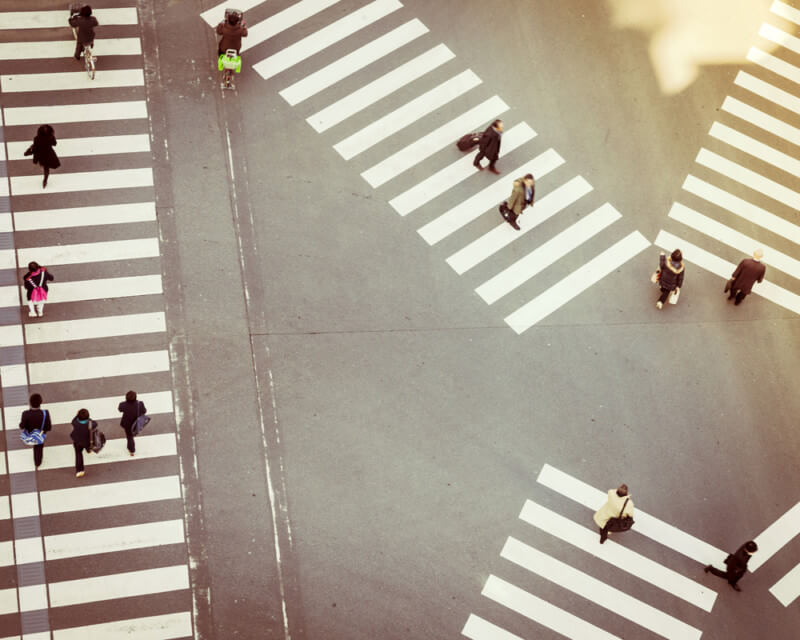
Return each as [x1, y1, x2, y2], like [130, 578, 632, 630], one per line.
[217, 8, 245, 90]
[69, 3, 96, 80]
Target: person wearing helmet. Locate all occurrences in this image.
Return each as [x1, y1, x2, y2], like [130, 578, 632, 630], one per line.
[68, 5, 99, 61]
[216, 12, 248, 55]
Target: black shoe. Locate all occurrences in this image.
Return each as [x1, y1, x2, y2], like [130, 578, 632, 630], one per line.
[75, 55, 81, 61]
[473, 162, 483, 171]
[734, 299, 742, 306]
[731, 583, 741, 592]
[510, 219, 520, 230]
[704, 565, 711, 573]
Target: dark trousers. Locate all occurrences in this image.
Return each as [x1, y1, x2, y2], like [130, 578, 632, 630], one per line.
[707, 564, 744, 586]
[73, 443, 85, 472]
[122, 424, 136, 453]
[33, 443, 44, 468]
[728, 289, 747, 305]
[658, 287, 673, 304]
[474, 151, 497, 169]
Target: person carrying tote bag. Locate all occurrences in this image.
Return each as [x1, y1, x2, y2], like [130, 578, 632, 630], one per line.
[593, 484, 635, 544]
[19, 393, 52, 468]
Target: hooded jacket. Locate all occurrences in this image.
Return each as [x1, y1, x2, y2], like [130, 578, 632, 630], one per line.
[216, 21, 248, 53]
[659, 254, 685, 291]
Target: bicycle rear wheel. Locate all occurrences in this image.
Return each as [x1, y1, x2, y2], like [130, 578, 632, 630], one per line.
[84, 46, 95, 79]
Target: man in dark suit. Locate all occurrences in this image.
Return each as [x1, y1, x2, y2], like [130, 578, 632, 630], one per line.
[473, 119, 503, 174]
[728, 249, 766, 305]
[705, 540, 758, 591]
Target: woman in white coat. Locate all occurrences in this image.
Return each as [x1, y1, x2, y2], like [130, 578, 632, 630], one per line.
[593, 484, 635, 544]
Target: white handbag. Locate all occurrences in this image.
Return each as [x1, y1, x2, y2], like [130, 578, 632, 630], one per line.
[669, 288, 680, 304]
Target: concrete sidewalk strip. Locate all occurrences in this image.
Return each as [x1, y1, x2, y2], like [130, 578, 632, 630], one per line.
[28, 349, 170, 384]
[2, 100, 148, 126]
[280, 19, 429, 106]
[770, 562, 800, 607]
[6, 134, 151, 160]
[24, 311, 166, 344]
[39, 475, 181, 515]
[519, 500, 717, 611]
[461, 614, 525, 640]
[481, 574, 621, 640]
[750, 501, 800, 571]
[0, 8, 139, 30]
[0, 37, 142, 60]
[537, 463, 729, 566]
[52, 611, 193, 640]
[18, 237, 160, 267]
[0, 68, 145, 93]
[501, 537, 702, 640]
[44, 518, 186, 561]
[10, 167, 154, 196]
[13, 202, 157, 231]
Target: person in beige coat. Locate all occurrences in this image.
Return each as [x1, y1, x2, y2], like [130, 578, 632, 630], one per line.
[593, 484, 634, 543]
[501, 173, 535, 230]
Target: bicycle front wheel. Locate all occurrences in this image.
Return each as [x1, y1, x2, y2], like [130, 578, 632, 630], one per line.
[84, 49, 95, 80]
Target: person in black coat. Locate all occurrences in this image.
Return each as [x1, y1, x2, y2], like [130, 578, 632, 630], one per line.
[655, 249, 685, 309]
[27, 124, 60, 188]
[118, 390, 146, 456]
[20, 393, 52, 468]
[473, 119, 503, 174]
[705, 540, 758, 591]
[70, 408, 96, 478]
[68, 5, 99, 61]
[23, 261, 54, 318]
[728, 249, 766, 306]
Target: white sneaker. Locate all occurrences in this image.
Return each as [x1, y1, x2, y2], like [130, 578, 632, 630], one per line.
[28, 311, 36, 317]
[75, 471, 85, 478]
[656, 301, 663, 309]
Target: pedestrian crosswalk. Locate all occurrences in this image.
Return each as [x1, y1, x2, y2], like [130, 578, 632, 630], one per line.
[201, 0, 650, 332]
[655, 0, 800, 316]
[462, 464, 725, 640]
[0, 4, 193, 639]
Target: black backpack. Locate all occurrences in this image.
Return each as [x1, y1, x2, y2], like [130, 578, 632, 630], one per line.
[89, 425, 106, 453]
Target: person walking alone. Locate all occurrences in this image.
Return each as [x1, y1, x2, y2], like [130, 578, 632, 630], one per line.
[19, 393, 52, 469]
[23, 261, 54, 318]
[70, 408, 96, 478]
[705, 540, 758, 591]
[118, 390, 146, 457]
[501, 173, 535, 230]
[473, 119, 503, 174]
[727, 249, 766, 306]
[25, 124, 60, 188]
[593, 484, 635, 544]
[69, 5, 98, 62]
[654, 249, 685, 309]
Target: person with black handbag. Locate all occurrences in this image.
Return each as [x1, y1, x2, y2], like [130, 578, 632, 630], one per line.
[593, 484, 635, 544]
[118, 390, 147, 456]
[705, 540, 758, 591]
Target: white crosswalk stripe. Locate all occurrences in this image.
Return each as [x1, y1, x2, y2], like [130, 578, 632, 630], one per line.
[0, 7, 191, 636]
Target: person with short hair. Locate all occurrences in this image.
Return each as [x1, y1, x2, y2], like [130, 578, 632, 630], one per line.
[118, 390, 146, 456]
[23, 261, 54, 318]
[705, 540, 758, 591]
[19, 393, 52, 468]
[593, 484, 635, 544]
[727, 249, 766, 306]
[474, 119, 503, 174]
[501, 173, 535, 230]
[70, 408, 96, 478]
[27, 124, 60, 189]
[655, 249, 684, 309]
[68, 5, 99, 62]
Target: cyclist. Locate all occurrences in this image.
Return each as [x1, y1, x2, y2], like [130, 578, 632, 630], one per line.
[216, 11, 247, 56]
[69, 5, 99, 62]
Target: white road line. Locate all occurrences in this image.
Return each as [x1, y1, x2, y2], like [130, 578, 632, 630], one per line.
[461, 614, 524, 640]
[39, 475, 181, 515]
[18, 237, 160, 267]
[696, 147, 800, 210]
[2, 100, 148, 126]
[669, 202, 800, 280]
[0, 8, 139, 30]
[201, 0, 268, 26]
[13, 201, 157, 231]
[10, 167, 154, 196]
[0, 68, 145, 93]
[519, 500, 717, 611]
[334, 69, 482, 160]
[447, 175, 592, 275]
[759, 22, 800, 56]
[476, 203, 622, 304]
[0, 587, 16, 615]
[362, 96, 509, 188]
[49, 565, 189, 607]
[721, 96, 800, 146]
[772, 0, 800, 25]
[280, 19, 428, 105]
[747, 46, 800, 85]
[45, 518, 185, 561]
[390, 122, 536, 216]
[24, 311, 166, 344]
[0, 37, 142, 60]
[750, 501, 800, 571]
[18, 583, 47, 612]
[0, 541, 12, 567]
[0, 497, 8, 521]
[655, 229, 800, 314]
[2, 390, 172, 429]
[6, 274, 163, 308]
[253, 0, 401, 78]
[241, 0, 345, 52]
[418, 147, 562, 245]
[770, 562, 800, 607]
[482, 574, 621, 640]
[52, 612, 193, 640]
[537, 463, 728, 565]
[682, 174, 800, 245]
[709, 121, 800, 176]
[735, 70, 800, 117]
[501, 537, 702, 640]
[7, 134, 150, 160]
[308, 43, 455, 133]
[505, 231, 650, 333]
[7, 433, 176, 474]
[28, 349, 170, 384]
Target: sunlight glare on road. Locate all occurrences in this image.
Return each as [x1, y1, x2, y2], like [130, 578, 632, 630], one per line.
[607, 0, 777, 94]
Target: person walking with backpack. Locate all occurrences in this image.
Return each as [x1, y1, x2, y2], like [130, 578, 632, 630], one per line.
[118, 390, 147, 457]
[25, 124, 60, 189]
[70, 408, 96, 478]
[593, 484, 635, 544]
[19, 393, 52, 469]
[23, 261, 54, 318]
[705, 540, 758, 591]
[654, 249, 685, 309]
